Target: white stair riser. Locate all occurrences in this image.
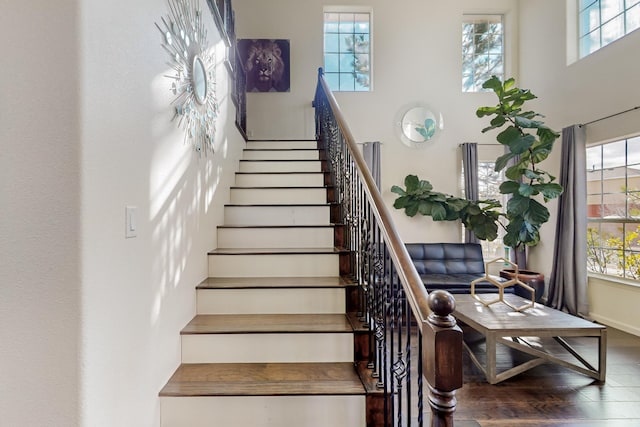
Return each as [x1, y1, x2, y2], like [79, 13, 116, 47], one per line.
[218, 227, 334, 248]
[243, 150, 319, 160]
[246, 141, 318, 150]
[181, 333, 353, 363]
[197, 288, 346, 314]
[235, 173, 325, 187]
[209, 254, 338, 277]
[230, 188, 327, 205]
[161, 395, 366, 427]
[224, 205, 330, 226]
[239, 161, 322, 173]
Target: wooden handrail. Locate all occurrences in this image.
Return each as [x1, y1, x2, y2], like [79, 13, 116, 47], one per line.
[315, 67, 463, 426]
[316, 69, 431, 330]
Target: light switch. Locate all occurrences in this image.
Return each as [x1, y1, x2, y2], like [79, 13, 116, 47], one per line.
[126, 206, 137, 238]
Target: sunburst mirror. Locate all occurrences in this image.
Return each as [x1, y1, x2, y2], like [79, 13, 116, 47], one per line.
[156, 0, 218, 155]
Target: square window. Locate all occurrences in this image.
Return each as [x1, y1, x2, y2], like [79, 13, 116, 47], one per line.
[627, 3, 640, 32]
[602, 0, 625, 22]
[601, 14, 625, 45]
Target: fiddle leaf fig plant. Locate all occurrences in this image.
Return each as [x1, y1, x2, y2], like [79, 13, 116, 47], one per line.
[477, 76, 562, 248]
[391, 175, 502, 241]
[392, 76, 563, 252]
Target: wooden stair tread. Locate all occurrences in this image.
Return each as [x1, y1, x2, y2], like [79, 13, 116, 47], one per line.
[225, 203, 331, 207]
[240, 159, 320, 162]
[235, 171, 325, 175]
[208, 247, 346, 255]
[160, 362, 366, 397]
[230, 186, 329, 189]
[182, 314, 353, 334]
[217, 224, 336, 229]
[197, 276, 354, 289]
[243, 148, 319, 152]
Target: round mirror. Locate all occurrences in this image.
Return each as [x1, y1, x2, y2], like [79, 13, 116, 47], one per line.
[395, 104, 444, 148]
[192, 56, 208, 105]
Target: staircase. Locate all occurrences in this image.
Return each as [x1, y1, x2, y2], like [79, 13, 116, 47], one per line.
[159, 140, 368, 427]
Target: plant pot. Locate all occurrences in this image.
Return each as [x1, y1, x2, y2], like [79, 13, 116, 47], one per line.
[499, 269, 545, 303]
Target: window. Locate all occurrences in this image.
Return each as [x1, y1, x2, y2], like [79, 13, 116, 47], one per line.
[461, 157, 507, 260]
[477, 161, 507, 260]
[323, 10, 371, 91]
[579, 0, 640, 58]
[587, 135, 640, 279]
[462, 15, 504, 92]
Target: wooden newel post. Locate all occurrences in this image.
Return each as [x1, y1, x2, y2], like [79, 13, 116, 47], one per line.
[423, 290, 463, 427]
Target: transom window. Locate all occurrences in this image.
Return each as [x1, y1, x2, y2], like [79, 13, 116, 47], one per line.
[323, 10, 372, 92]
[579, 0, 640, 58]
[587, 135, 640, 279]
[462, 15, 504, 92]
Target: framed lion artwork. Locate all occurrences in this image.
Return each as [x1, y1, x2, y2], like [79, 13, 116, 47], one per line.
[238, 39, 291, 92]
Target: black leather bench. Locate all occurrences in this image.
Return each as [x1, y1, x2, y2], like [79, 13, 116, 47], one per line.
[405, 242, 512, 294]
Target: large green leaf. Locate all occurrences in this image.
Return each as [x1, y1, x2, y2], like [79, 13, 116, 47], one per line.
[390, 185, 406, 196]
[448, 198, 469, 211]
[418, 200, 434, 216]
[514, 116, 543, 129]
[518, 183, 537, 197]
[497, 127, 535, 154]
[505, 164, 525, 181]
[405, 201, 419, 217]
[477, 106, 500, 118]
[538, 126, 560, 145]
[507, 195, 530, 216]
[404, 175, 421, 192]
[534, 183, 563, 201]
[499, 180, 520, 195]
[495, 152, 516, 172]
[393, 196, 409, 209]
[482, 75, 504, 95]
[524, 199, 550, 225]
[431, 203, 447, 221]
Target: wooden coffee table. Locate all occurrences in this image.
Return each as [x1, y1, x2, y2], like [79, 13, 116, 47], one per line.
[453, 294, 607, 384]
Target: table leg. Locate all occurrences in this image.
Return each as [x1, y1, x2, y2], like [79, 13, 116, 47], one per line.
[599, 329, 607, 381]
[486, 332, 497, 384]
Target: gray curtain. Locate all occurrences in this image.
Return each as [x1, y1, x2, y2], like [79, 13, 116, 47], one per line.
[547, 125, 588, 317]
[363, 141, 381, 190]
[461, 142, 480, 244]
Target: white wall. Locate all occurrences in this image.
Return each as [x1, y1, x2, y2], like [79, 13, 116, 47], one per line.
[79, 0, 244, 426]
[1, 0, 244, 425]
[234, 0, 519, 244]
[0, 1, 81, 425]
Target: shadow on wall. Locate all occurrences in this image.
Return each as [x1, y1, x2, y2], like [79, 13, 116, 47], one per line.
[148, 39, 235, 326]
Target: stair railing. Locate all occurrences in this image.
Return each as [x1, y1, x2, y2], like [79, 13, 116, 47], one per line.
[313, 68, 463, 427]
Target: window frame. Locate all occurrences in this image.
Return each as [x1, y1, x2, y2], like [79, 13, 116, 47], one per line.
[578, 0, 640, 59]
[462, 14, 505, 93]
[587, 134, 640, 280]
[323, 6, 373, 92]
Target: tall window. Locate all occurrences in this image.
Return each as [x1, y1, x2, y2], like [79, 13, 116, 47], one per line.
[461, 159, 507, 260]
[478, 162, 506, 260]
[323, 10, 371, 91]
[462, 15, 504, 92]
[587, 135, 640, 279]
[579, 0, 640, 58]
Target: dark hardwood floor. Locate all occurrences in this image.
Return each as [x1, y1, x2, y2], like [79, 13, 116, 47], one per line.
[449, 327, 640, 426]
